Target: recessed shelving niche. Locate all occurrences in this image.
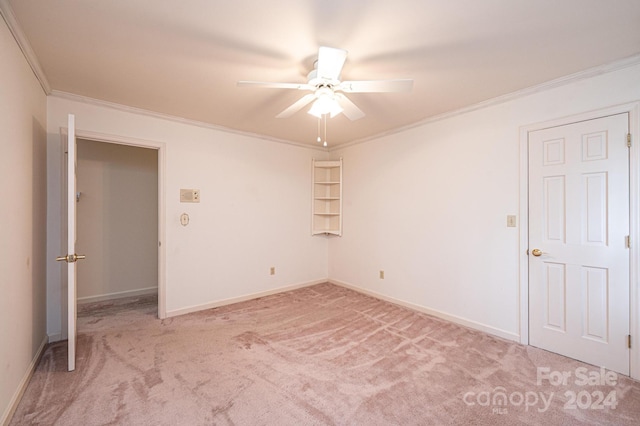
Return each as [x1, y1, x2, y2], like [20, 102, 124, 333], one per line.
[312, 158, 342, 236]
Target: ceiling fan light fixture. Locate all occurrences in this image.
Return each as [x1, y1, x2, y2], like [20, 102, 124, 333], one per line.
[307, 91, 343, 118]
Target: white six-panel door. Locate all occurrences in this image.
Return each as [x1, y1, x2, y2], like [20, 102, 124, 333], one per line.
[528, 113, 630, 374]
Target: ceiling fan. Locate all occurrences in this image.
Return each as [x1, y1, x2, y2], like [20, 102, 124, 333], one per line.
[237, 46, 413, 121]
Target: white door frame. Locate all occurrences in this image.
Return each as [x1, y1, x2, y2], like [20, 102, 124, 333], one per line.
[519, 102, 640, 379]
[66, 128, 167, 319]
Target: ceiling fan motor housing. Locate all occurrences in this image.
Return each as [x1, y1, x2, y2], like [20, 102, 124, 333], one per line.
[307, 69, 339, 90]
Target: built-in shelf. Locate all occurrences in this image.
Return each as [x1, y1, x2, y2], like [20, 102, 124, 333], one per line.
[312, 158, 342, 236]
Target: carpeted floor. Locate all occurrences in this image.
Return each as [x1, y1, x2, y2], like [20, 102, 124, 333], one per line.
[9, 283, 640, 425]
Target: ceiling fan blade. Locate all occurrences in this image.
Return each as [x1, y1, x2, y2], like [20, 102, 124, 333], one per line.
[276, 93, 317, 118]
[339, 79, 413, 93]
[316, 46, 347, 81]
[237, 81, 313, 90]
[335, 93, 365, 121]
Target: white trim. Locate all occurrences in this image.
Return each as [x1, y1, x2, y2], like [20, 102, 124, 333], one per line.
[628, 104, 640, 380]
[157, 140, 167, 320]
[73, 129, 168, 320]
[330, 279, 520, 342]
[47, 333, 63, 343]
[77, 287, 158, 305]
[0, 0, 51, 94]
[332, 54, 640, 152]
[518, 121, 530, 346]
[0, 335, 47, 426]
[50, 91, 329, 152]
[518, 101, 640, 380]
[50, 54, 640, 153]
[166, 279, 327, 318]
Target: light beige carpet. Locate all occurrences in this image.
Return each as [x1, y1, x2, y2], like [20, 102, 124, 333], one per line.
[10, 283, 640, 425]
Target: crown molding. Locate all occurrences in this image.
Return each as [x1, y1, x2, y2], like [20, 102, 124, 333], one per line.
[0, 0, 51, 94]
[50, 90, 329, 152]
[330, 53, 640, 152]
[3, 0, 637, 153]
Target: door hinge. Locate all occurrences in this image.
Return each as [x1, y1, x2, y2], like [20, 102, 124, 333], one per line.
[627, 133, 632, 148]
[628, 335, 632, 349]
[626, 235, 631, 248]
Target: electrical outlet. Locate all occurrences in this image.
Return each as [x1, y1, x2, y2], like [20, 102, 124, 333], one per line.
[379, 270, 385, 279]
[270, 267, 275, 275]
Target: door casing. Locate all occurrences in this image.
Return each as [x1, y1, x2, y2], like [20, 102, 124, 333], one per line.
[59, 128, 167, 329]
[519, 102, 640, 379]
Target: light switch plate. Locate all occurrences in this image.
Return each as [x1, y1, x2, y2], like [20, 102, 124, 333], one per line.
[507, 215, 517, 227]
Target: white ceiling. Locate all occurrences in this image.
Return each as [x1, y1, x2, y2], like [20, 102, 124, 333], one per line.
[4, 0, 640, 147]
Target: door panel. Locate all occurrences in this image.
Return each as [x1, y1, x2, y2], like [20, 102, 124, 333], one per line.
[582, 266, 608, 342]
[529, 113, 630, 374]
[544, 262, 566, 332]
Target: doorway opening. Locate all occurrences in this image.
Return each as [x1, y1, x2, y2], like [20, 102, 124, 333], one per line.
[76, 139, 158, 308]
[59, 129, 166, 330]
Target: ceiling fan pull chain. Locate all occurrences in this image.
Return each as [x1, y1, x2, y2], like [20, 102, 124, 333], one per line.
[323, 114, 328, 147]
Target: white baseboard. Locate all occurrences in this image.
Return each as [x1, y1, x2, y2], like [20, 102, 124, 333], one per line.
[166, 279, 328, 318]
[77, 286, 158, 305]
[1, 334, 48, 426]
[47, 332, 63, 343]
[329, 279, 520, 343]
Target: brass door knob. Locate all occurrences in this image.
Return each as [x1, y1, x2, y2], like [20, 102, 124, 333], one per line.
[531, 248, 543, 257]
[56, 254, 86, 263]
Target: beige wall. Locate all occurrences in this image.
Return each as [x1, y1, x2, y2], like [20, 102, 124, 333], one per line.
[46, 96, 330, 337]
[46, 61, 640, 349]
[76, 139, 158, 302]
[329, 62, 640, 343]
[0, 17, 48, 424]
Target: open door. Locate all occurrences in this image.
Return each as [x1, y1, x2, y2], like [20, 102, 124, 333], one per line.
[56, 114, 85, 371]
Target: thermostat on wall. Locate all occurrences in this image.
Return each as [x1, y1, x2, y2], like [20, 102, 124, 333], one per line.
[180, 189, 200, 203]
